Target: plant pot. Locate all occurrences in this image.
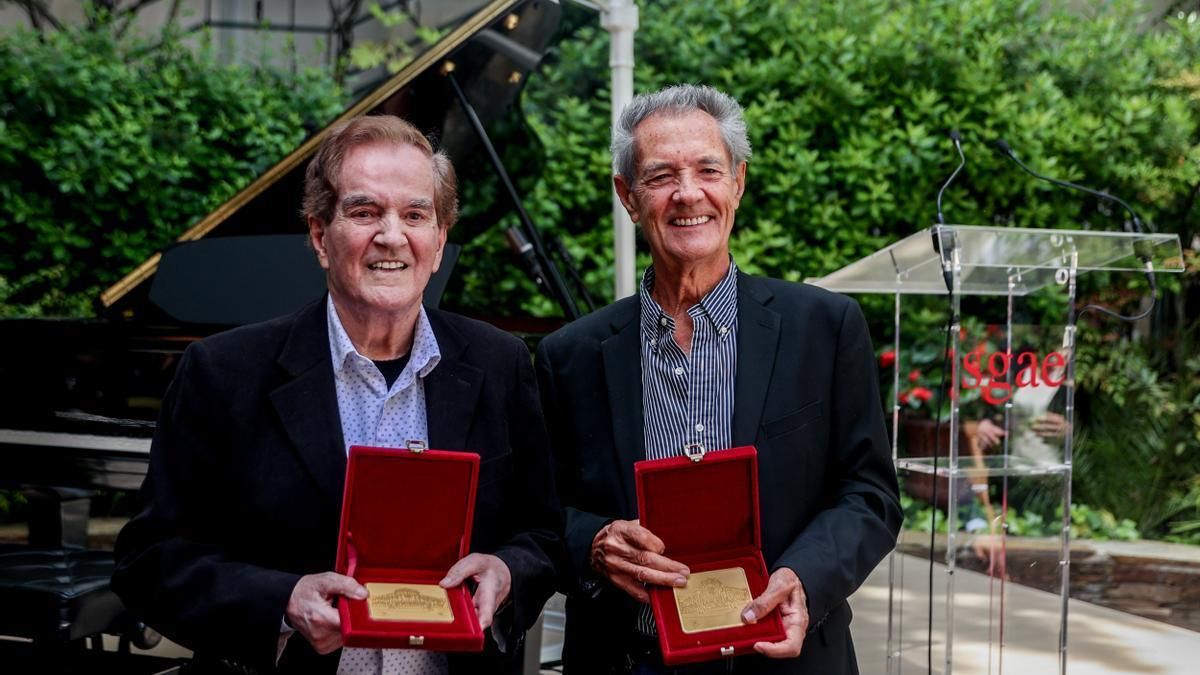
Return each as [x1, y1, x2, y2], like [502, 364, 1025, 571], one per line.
[901, 417, 980, 511]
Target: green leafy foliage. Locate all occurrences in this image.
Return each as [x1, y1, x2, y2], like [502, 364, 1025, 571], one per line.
[447, 0, 1200, 543]
[348, 3, 446, 75]
[1073, 327, 1200, 537]
[0, 21, 345, 316]
[901, 493, 1140, 541]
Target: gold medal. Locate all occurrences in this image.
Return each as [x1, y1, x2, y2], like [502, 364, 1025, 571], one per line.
[672, 567, 753, 634]
[364, 583, 455, 623]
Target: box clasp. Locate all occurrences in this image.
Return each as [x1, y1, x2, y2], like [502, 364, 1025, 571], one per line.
[683, 443, 706, 462]
[409, 635, 425, 646]
[406, 440, 427, 454]
[720, 646, 734, 657]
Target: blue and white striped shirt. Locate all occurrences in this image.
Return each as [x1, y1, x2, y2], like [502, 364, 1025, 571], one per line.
[639, 261, 739, 462]
[637, 261, 739, 635]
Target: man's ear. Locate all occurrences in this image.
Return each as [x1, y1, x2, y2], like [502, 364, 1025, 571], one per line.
[613, 174, 640, 222]
[431, 226, 447, 274]
[733, 161, 747, 203]
[307, 215, 331, 270]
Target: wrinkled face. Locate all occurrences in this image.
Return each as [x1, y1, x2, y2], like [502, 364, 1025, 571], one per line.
[308, 141, 446, 320]
[615, 110, 746, 276]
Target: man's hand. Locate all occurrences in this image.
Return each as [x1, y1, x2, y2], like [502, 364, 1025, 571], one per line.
[590, 519, 689, 603]
[745, 567, 809, 659]
[441, 553, 511, 629]
[285, 572, 367, 655]
[976, 418, 1006, 450]
[1032, 412, 1068, 439]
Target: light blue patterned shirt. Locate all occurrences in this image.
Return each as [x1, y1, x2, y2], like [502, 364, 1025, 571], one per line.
[326, 297, 447, 675]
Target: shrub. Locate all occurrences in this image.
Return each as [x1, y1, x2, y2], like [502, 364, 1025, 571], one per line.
[448, 0, 1200, 541]
[0, 22, 346, 316]
[452, 0, 1198, 322]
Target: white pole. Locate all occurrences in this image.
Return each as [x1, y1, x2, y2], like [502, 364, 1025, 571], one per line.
[601, 0, 638, 299]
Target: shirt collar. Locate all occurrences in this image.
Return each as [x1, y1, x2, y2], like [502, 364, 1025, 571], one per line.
[326, 297, 441, 389]
[639, 258, 739, 345]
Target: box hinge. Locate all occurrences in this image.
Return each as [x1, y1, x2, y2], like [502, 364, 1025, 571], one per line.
[409, 635, 425, 646]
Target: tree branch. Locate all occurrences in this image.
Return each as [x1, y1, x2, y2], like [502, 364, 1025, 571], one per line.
[115, 0, 166, 38]
[7, 0, 64, 32]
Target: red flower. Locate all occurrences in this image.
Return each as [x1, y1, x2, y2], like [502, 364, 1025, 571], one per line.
[911, 387, 934, 402]
[879, 350, 896, 368]
[908, 369, 922, 383]
[898, 390, 911, 405]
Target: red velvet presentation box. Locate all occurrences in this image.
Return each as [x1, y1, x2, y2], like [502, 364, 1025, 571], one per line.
[335, 445, 483, 651]
[635, 445, 785, 665]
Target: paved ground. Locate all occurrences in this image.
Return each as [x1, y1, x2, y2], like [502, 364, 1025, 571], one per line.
[135, 553, 1200, 674]
[5, 516, 1198, 672]
[850, 553, 1200, 674]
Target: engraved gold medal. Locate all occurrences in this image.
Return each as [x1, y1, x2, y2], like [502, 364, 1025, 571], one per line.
[365, 583, 454, 623]
[672, 567, 753, 634]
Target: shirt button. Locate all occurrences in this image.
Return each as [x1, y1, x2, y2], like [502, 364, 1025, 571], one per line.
[649, 338, 657, 347]
[695, 423, 705, 432]
[719, 326, 728, 335]
[660, 317, 669, 327]
[673, 367, 684, 376]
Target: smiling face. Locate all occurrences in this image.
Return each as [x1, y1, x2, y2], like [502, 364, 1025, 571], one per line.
[308, 141, 446, 323]
[614, 109, 746, 280]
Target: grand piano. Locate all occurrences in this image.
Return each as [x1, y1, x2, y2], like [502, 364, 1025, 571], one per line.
[0, 0, 585, 498]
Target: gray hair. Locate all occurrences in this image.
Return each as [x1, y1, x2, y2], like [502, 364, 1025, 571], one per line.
[611, 84, 751, 180]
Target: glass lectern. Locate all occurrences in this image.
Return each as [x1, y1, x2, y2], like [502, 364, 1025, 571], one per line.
[807, 225, 1184, 674]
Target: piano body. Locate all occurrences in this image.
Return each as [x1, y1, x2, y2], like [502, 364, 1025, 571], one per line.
[0, 0, 577, 497]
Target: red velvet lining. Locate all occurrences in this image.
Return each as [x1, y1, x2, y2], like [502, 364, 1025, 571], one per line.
[636, 446, 760, 556]
[635, 446, 785, 665]
[336, 446, 482, 650]
[338, 447, 476, 571]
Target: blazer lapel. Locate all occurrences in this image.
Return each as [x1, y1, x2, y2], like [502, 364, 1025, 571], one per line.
[424, 309, 484, 451]
[601, 301, 644, 517]
[732, 274, 782, 446]
[270, 300, 348, 511]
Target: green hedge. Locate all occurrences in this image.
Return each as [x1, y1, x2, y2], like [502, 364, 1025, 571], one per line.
[0, 23, 345, 316]
[450, 0, 1198, 321]
[446, 0, 1200, 539]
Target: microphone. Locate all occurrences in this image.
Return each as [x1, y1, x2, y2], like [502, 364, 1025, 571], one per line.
[991, 139, 1146, 235]
[505, 226, 548, 289]
[936, 130, 966, 226]
[932, 131, 966, 293]
[993, 138, 1157, 321]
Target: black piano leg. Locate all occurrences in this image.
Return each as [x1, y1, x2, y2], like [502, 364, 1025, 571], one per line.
[23, 486, 93, 547]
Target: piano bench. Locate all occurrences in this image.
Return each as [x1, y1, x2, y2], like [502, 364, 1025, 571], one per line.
[0, 544, 129, 644]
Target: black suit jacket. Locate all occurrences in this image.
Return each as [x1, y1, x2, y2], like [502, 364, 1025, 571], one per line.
[113, 299, 563, 674]
[535, 273, 901, 674]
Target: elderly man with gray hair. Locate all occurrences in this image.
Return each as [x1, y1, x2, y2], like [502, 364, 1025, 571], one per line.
[536, 84, 901, 674]
[114, 115, 562, 675]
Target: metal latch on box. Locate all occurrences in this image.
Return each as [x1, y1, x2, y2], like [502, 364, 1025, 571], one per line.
[406, 440, 427, 454]
[683, 443, 706, 462]
[720, 646, 734, 656]
[409, 635, 425, 646]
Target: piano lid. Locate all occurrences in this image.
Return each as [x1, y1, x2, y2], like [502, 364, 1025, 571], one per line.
[100, 0, 561, 317]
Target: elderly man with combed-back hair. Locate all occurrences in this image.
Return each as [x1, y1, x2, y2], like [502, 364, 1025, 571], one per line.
[536, 84, 901, 674]
[114, 114, 563, 675]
